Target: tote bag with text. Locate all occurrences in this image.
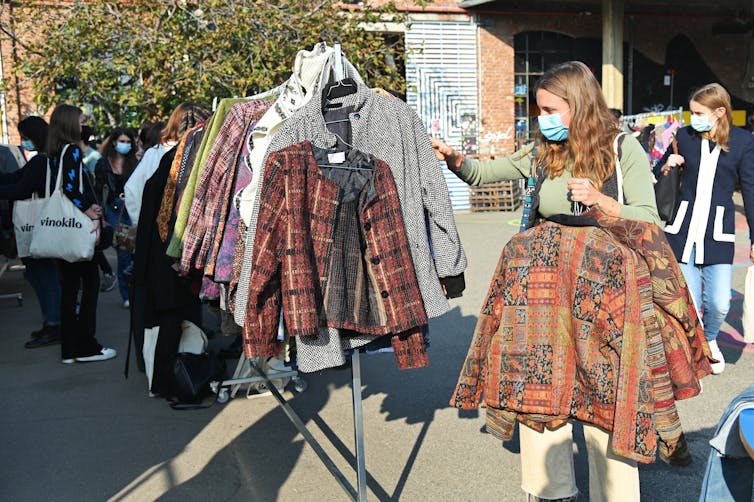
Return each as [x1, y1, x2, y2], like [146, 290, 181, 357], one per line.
[29, 145, 96, 262]
[12, 165, 50, 258]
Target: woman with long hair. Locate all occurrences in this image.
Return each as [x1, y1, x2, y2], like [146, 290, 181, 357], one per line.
[658, 83, 754, 375]
[95, 127, 138, 307]
[433, 61, 659, 501]
[47, 104, 116, 363]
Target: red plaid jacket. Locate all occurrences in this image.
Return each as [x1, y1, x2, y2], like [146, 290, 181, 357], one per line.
[243, 141, 428, 360]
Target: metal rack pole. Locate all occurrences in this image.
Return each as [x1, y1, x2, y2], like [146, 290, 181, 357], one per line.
[0, 259, 23, 305]
[351, 350, 367, 501]
[250, 360, 359, 501]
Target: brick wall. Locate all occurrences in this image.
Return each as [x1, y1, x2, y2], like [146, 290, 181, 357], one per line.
[475, 13, 603, 156]
[474, 10, 754, 154]
[477, 20, 514, 157]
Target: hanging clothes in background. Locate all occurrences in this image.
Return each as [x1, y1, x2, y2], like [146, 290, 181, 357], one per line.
[232, 77, 468, 372]
[157, 122, 205, 243]
[132, 147, 204, 397]
[620, 108, 684, 168]
[176, 100, 273, 294]
[136, 42, 467, 380]
[648, 119, 682, 168]
[241, 80, 467, 321]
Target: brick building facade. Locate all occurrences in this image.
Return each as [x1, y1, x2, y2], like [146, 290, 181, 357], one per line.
[444, 1, 754, 155]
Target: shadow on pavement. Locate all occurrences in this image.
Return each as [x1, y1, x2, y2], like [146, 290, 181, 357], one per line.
[122, 305, 479, 501]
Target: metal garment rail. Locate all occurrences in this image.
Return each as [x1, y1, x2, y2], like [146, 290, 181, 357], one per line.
[620, 107, 684, 128]
[250, 351, 368, 502]
[0, 258, 23, 305]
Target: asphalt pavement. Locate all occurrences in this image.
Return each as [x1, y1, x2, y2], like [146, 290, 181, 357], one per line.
[2, 199, 753, 501]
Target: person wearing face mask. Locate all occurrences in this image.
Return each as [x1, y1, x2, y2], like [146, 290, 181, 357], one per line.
[432, 61, 659, 226]
[17, 116, 49, 163]
[433, 61, 662, 502]
[657, 83, 754, 375]
[94, 127, 138, 307]
[0, 115, 63, 348]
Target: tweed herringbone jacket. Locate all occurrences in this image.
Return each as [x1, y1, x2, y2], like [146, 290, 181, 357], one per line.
[451, 210, 711, 463]
[243, 141, 429, 368]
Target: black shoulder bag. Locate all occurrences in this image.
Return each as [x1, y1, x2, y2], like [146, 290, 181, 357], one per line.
[654, 139, 681, 222]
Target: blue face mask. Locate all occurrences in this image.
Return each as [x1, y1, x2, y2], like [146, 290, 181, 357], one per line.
[20, 139, 36, 151]
[537, 112, 569, 141]
[690, 114, 715, 132]
[115, 142, 132, 155]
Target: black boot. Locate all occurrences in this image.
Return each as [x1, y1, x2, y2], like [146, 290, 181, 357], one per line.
[30, 323, 49, 339]
[24, 324, 61, 349]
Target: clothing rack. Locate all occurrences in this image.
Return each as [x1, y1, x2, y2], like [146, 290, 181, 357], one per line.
[620, 108, 684, 128]
[0, 257, 23, 306]
[208, 42, 391, 500]
[208, 40, 367, 493]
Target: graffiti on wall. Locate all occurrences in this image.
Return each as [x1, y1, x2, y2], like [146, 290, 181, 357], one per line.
[479, 126, 514, 157]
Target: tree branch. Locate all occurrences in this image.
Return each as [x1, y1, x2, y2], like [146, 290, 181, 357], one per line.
[0, 22, 43, 56]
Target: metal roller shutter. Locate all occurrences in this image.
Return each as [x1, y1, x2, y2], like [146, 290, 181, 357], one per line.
[406, 19, 479, 211]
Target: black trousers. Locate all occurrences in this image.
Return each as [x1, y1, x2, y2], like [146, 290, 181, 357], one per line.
[151, 309, 182, 396]
[94, 250, 113, 275]
[59, 259, 101, 359]
[151, 301, 203, 396]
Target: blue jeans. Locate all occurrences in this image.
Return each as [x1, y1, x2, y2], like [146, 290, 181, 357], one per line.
[678, 245, 732, 342]
[106, 202, 133, 302]
[21, 257, 61, 325]
[699, 384, 754, 501]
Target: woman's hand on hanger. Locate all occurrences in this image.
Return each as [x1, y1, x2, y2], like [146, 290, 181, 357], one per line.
[661, 154, 685, 175]
[430, 137, 464, 171]
[568, 178, 622, 217]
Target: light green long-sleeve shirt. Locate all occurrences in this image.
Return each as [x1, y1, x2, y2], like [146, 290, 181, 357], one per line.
[455, 134, 660, 225]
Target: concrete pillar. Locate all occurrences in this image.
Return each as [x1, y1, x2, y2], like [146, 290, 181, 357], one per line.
[602, 0, 624, 110]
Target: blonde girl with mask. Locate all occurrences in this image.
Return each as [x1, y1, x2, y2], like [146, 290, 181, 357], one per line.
[658, 83, 754, 375]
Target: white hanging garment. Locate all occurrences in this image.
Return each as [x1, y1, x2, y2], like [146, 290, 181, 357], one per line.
[237, 42, 364, 225]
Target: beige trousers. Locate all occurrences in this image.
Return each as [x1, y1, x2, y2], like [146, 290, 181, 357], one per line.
[519, 422, 640, 501]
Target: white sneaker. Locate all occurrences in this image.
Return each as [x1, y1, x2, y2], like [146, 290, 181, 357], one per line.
[75, 347, 117, 362]
[61, 358, 76, 364]
[122, 299, 130, 309]
[707, 340, 726, 375]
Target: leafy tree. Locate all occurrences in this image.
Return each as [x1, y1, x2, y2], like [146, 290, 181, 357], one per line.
[1, 0, 411, 131]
